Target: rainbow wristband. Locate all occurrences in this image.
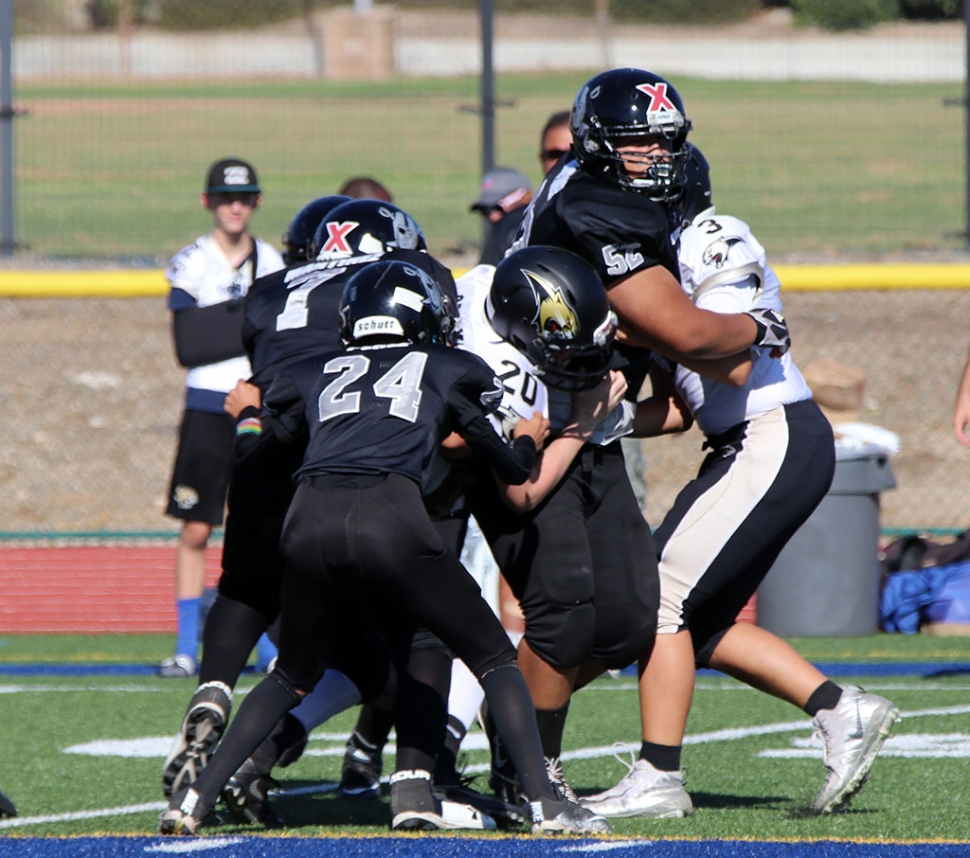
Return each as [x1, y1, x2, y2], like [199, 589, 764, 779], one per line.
[236, 416, 262, 436]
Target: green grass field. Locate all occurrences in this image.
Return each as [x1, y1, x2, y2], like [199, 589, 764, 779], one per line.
[16, 74, 965, 261]
[1, 632, 969, 842]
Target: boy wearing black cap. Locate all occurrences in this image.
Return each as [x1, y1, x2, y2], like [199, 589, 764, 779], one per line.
[160, 157, 284, 679]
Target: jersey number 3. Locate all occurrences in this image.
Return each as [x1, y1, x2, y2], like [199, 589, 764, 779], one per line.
[317, 352, 427, 424]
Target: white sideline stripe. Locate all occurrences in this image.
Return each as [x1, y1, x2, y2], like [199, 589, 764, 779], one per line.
[0, 801, 166, 830]
[0, 684, 171, 694]
[0, 785, 343, 831]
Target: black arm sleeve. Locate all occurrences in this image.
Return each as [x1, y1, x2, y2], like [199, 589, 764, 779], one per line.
[233, 376, 307, 468]
[172, 300, 247, 368]
[449, 383, 537, 486]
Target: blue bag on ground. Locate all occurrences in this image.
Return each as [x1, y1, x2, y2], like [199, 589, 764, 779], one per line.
[880, 559, 970, 633]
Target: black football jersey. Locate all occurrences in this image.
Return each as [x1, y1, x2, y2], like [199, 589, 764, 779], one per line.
[242, 255, 378, 389]
[242, 250, 458, 390]
[261, 343, 534, 493]
[514, 157, 679, 287]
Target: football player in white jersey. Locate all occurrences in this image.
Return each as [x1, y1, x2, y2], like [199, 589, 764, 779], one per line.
[462, 246, 662, 807]
[161, 157, 284, 679]
[581, 148, 900, 820]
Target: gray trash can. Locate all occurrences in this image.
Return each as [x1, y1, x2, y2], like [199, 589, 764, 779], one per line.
[756, 442, 896, 637]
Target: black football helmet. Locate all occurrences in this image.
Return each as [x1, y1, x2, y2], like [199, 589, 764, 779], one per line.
[281, 195, 351, 265]
[339, 259, 453, 346]
[311, 199, 427, 261]
[676, 143, 713, 225]
[571, 67, 692, 201]
[487, 246, 617, 391]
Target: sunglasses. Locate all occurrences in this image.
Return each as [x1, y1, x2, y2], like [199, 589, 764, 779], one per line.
[209, 192, 258, 206]
[540, 149, 569, 163]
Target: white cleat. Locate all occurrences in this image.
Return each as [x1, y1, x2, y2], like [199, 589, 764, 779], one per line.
[391, 798, 498, 831]
[812, 685, 901, 814]
[580, 745, 692, 819]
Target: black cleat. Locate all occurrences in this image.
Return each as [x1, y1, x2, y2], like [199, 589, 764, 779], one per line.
[157, 787, 211, 836]
[531, 796, 612, 835]
[0, 790, 17, 818]
[337, 731, 383, 799]
[162, 681, 232, 799]
[220, 757, 285, 829]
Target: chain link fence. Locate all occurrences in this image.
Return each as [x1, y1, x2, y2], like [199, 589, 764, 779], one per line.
[1, 286, 967, 535]
[2, 2, 969, 535]
[6, 2, 965, 261]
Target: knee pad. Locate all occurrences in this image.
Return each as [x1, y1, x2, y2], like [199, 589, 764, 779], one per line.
[267, 665, 314, 702]
[523, 602, 596, 669]
[593, 615, 656, 671]
[410, 626, 453, 658]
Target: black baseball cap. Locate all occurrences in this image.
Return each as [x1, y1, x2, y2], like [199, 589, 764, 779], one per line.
[205, 157, 261, 194]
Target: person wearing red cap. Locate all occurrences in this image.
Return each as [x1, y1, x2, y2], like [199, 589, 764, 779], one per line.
[470, 166, 532, 266]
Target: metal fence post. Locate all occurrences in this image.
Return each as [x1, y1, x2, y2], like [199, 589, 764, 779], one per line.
[0, 0, 15, 256]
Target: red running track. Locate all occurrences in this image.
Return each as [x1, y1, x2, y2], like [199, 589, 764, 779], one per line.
[0, 545, 222, 633]
[0, 544, 757, 633]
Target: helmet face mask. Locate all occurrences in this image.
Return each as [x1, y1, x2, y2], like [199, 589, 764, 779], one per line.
[572, 68, 692, 201]
[339, 260, 453, 347]
[487, 246, 617, 392]
[312, 200, 427, 261]
[675, 143, 713, 225]
[540, 310, 618, 391]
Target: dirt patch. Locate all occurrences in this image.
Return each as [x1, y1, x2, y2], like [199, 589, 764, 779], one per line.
[2, 284, 969, 535]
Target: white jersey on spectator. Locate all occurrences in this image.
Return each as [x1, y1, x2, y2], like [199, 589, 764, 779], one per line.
[167, 233, 284, 397]
[670, 207, 813, 437]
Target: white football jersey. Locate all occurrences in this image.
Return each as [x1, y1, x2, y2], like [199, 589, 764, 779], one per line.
[670, 207, 812, 436]
[456, 264, 548, 441]
[167, 233, 284, 396]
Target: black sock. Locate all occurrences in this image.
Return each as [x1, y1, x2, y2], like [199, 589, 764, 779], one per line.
[394, 647, 451, 774]
[480, 665, 554, 802]
[354, 701, 395, 750]
[804, 680, 843, 716]
[434, 714, 467, 781]
[250, 711, 306, 773]
[197, 596, 269, 686]
[640, 740, 681, 772]
[535, 702, 570, 760]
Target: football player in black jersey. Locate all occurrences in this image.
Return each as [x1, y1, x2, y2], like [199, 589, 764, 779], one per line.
[516, 67, 789, 361]
[159, 259, 611, 837]
[479, 68, 791, 796]
[160, 197, 455, 810]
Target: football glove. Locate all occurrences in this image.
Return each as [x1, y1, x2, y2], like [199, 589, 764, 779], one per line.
[748, 307, 790, 355]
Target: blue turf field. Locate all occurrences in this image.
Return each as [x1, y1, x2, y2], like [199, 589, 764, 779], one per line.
[3, 835, 970, 858]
